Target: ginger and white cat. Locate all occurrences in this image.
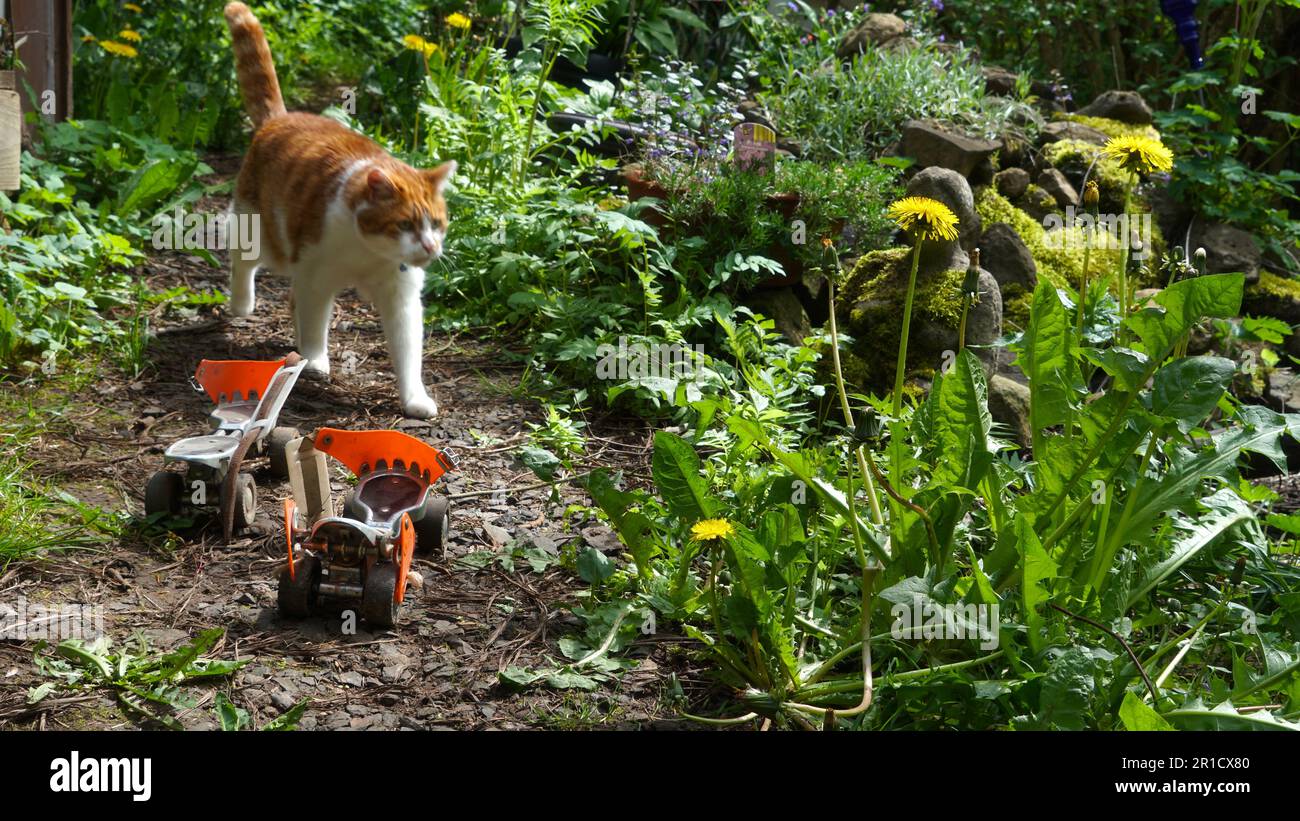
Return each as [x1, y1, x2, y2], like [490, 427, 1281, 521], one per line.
[223, 2, 455, 418]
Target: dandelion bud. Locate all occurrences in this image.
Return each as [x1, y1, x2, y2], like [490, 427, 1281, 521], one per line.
[853, 408, 882, 443]
[1083, 180, 1099, 208]
[962, 250, 981, 299]
[1231, 556, 1246, 587]
[1194, 247, 1207, 274]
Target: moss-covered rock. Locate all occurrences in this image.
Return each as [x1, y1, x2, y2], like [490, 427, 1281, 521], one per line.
[1244, 271, 1300, 326]
[1041, 138, 1131, 210]
[1062, 113, 1160, 142]
[975, 188, 1120, 290]
[1001, 282, 1033, 329]
[838, 248, 1000, 390]
[1020, 183, 1060, 221]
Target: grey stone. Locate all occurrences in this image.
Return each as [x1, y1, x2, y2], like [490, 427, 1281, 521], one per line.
[270, 691, 297, 712]
[979, 223, 1038, 291]
[906, 166, 980, 266]
[902, 120, 1002, 179]
[1019, 185, 1060, 222]
[743, 287, 812, 345]
[1078, 89, 1153, 125]
[982, 66, 1020, 97]
[1040, 120, 1110, 146]
[1190, 222, 1261, 283]
[482, 522, 510, 547]
[835, 12, 907, 59]
[338, 671, 365, 687]
[1037, 168, 1079, 208]
[994, 167, 1031, 200]
[988, 375, 1032, 447]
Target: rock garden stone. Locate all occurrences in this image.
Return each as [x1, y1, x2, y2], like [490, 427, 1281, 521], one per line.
[901, 120, 1002, 179]
[979, 222, 1038, 291]
[988, 374, 1032, 447]
[1189, 222, 1262, 283]
[982, 65, 1020, 97]
[744, 287, 812, 345]
[1077, 89, 1154, 125]
[1040, 120, 1110, 146]
[835, 170, 1002, 389]
[907, 166, 981, 262]
[835, 12, 907, 58]
[1019, 184, 1060, 222]
[994, 167, 1031, 200]
[1037, 168, 1079, 208]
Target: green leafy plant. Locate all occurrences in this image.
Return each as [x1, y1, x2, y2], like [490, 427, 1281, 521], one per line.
[30, 628, 248, 730]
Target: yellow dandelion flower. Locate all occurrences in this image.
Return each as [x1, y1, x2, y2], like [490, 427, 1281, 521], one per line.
[1101, 134, 1174, 176]
[445, 12, 472, 30]
[123, 2, 143, 12]
[887, 196, 960, 242]
[401, 34, 438, 59]
[81, 34, 97, 43]
[98, 40, 138, 58]
[690, 518, 734, 542]
[119, 29, 142, 43]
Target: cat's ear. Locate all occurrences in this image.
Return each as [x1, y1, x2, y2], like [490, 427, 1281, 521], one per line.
[425, 161, 457, 196]
[366, 168, 397, 201]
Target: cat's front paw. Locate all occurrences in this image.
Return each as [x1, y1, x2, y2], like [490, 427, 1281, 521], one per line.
[402, 394, 439, 419]
[302, 357, 331, 381]
[229, 296, 255, 317]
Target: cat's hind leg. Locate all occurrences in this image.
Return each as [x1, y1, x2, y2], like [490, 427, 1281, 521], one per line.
[227, 205, 260, 317]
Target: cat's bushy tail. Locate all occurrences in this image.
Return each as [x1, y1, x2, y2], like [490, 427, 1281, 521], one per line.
[224, 2, 286, 128]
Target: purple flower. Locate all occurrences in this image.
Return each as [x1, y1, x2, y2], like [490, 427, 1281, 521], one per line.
[938, 33, 945, 41]
[930, 0, 943, 10]
[786, 1, 797, 11]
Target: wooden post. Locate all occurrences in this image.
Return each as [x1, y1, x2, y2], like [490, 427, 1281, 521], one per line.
[0, 69, 17, 191]
[9, 0, 73, 142]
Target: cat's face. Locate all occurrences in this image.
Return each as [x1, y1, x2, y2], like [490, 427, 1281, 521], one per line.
[354, 161, 456, 267]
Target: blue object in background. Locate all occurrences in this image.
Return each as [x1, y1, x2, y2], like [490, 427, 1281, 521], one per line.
[1161, 0, 1205, 69]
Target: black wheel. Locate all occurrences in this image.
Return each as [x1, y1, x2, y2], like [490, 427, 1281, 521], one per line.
[144, 470, 184, 518]
[361, 563, 399, 628]
[413, 495, 450, 558]
[266, 426, 299, 478]
[278, 556, 320, 618]
[231, 473, 258, 531]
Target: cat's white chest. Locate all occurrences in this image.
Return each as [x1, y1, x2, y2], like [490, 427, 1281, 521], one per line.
[298, 202, 395, 288]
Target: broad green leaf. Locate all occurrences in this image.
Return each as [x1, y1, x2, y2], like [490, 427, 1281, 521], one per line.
[215, 692, 251, 731]
[1118, 691, 1174, 730]
[263, 699, 309, 731]
[1125, 488, 1252, 609]
[518, 445, 561, 480]
[1120, 407, 1298, 542]
[618, 511, 658, 579]
[1125, 273, 1243, 359]
[1082, 347, 1149, 392]
[116, 158, 196, 218]
[576, 546, 614, 584]
[1020, 517, 1058, 654]
[1164, 700, 1300, 731]
[1150, 356, 1236, 432]
[928, 348, 993, 491]
[1036, 647, 1093, 730]
[1017, 281, 1073, 434]
[651, 431, 716, 522]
